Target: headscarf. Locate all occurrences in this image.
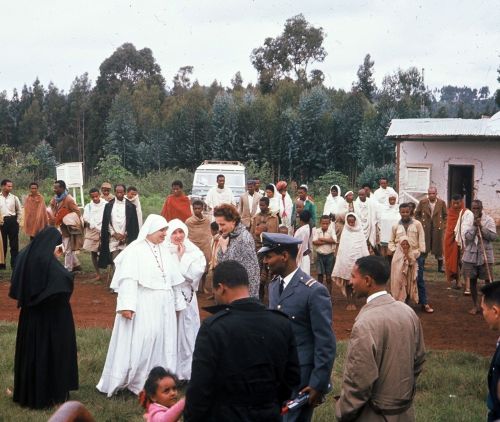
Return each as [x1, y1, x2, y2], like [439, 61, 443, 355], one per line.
[266, 183, 280, 216]
[9, 226, 73, 307]
[332, 213, 369, 280]
[166, 218, 200, 254]
[323, 184, 346, 217]
[276, 181, 288, 191]
[344, 191, 354, 199]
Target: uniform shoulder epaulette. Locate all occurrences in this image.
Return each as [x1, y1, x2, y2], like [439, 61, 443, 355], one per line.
[299, 276, 318, 288]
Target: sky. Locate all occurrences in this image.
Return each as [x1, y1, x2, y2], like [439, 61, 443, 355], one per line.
[1, 0, 499, 96]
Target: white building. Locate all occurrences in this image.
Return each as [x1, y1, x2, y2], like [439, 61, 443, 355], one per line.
[386, 111, 500, 225]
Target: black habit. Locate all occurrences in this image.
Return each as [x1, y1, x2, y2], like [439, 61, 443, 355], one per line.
[98, 198, 139, 268]
[9, 226, 78, 409]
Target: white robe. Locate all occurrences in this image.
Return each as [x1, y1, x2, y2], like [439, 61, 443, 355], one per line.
[373, 186, 398, 206]
[323, 185, 347, 218]
[294, 224, 311, 275]
[332, 213, 370, 281]
[205, 186, 235, 210]
[166, 219, 206, 381]
[378, 204, 401, 244]
[353, 198, 377, 247]
[96, 238, 185, 397]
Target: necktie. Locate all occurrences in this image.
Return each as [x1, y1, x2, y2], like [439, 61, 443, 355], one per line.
[279, 277, 285, 295]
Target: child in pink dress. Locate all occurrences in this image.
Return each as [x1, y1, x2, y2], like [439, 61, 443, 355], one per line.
[139, 367, 185, 422]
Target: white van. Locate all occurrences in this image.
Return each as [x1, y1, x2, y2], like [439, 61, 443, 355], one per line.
[191, 160, 246, 204]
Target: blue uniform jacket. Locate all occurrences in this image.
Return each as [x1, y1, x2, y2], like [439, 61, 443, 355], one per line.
[269, 267, 336, 393]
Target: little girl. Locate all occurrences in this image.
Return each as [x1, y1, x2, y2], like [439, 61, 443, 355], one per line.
[140, 367, 185, 422]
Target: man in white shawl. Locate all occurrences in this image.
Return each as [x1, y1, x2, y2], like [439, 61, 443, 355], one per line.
[332, 213, 369, 310]
[206, 175, 235, 217]
[83, 188, 107, 280]
[353, 189, 377, 250]
[373, 177, 398, 206]
[96, 214, 186, 397]
[166, 219, 206, 381]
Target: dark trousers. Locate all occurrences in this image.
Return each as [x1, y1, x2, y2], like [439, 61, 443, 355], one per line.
[417, 255, 428, 305]
[1, 216, 19, 269]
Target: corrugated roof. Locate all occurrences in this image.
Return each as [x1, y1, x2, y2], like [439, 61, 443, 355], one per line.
[386, 111, 500, 138]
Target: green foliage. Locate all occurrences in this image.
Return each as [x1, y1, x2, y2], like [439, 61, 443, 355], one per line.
[26, 140, 58, 180]
[354, 54, 376, 102]
[94, 154, 132, 184]
[357, 163, 396, 189]
[0, 322, 490, 422]
[244, 160, 274, 184]
[309, 169, 351, 198]
[251, 14, 326, 91]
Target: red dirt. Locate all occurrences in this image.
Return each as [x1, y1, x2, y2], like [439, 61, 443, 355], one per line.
[1, 273, 497, 357]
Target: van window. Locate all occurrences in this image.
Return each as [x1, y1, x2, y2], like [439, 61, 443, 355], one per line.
[194, 173, 245, 187]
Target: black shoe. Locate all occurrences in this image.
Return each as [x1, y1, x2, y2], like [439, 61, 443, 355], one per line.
[437, 259, 444, 273]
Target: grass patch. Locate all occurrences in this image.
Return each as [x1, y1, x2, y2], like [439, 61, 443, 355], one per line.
[0, 322, 490, 421]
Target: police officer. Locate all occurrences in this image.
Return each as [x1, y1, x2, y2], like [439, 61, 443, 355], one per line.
[260, 233, 336, 422]
[184, 260, 300, 422]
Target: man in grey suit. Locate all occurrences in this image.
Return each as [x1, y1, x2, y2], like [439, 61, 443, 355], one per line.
[260, 233, 336, 422]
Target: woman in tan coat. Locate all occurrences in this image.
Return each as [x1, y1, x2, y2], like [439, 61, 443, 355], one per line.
[390, 236, 419, 304]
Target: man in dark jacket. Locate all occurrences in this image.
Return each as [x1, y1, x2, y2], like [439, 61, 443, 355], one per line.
[481, 281, 500, 421]
[98, 184, 139, 269]
[184, 260, 300, 422]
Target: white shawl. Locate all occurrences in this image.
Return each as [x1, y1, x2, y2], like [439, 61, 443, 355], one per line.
[332, 213, 370, 280]
[323, 185, 347, 217]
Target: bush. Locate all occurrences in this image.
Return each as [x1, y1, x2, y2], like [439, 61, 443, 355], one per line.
[357, 164, 395, 189]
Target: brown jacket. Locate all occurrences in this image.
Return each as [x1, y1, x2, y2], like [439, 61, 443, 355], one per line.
[415, 198, 447, 256]
[336, 294, 425, 421]
[238, 192, 262, 229]
[251, 211, 279, 236]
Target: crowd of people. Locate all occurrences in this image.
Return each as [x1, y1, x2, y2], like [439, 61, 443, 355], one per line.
[1, 173, 499, 421]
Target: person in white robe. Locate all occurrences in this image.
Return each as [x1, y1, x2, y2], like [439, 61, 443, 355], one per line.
[373, 177, 398, 206]
[96, 214, 186, 397]
[294, 210, 312, 275]
[323, 184, 347, 218]
[377, 192, 400, 256]
[206, 175, 235, 217]
[126, 187, 143, 228]
[332, 213, 369, 310]
[83, 188, 107, 280]
[353, 189, 377, 250]
[166, 219, 206, 381]
[276, 181, 293, 234]
[265, 183, 281, 217]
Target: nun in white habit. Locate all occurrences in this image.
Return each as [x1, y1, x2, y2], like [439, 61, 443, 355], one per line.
[166, 218, 206, 381]
[96, 214, 185, 397]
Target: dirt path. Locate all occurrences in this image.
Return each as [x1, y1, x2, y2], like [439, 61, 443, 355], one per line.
[1, 273, 497, 356]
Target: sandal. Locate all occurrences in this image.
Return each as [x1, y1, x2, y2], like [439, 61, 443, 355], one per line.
[422, 304, 434, 313]
[464, 290, 471, 296]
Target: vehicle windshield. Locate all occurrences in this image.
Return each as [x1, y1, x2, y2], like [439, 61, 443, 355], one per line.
[194, 172, 245, 187]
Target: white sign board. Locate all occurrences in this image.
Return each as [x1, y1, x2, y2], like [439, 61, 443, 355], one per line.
[56, 162, 83, 187]
[406, 167, 430, 192]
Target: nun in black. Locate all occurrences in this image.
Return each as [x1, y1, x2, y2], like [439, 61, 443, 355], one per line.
[9, 226, 78, 409]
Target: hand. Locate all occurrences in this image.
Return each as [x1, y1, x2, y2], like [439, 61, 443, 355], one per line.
[120, 310, 135, 320]
[299, 386, 322, 407]
[177, 243, 186, 258]
[474, 217, 482, 227]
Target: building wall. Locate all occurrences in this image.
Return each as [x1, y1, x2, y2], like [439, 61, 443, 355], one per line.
[398, 140, 500, 224]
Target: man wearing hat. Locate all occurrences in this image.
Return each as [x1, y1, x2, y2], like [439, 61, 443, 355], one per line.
[261, 233, 336, 422]
[101, 182, 114, 202]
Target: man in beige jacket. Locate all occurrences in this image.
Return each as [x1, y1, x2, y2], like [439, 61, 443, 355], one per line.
[238, 180, 261, 231]
[336, 255, 426, 421]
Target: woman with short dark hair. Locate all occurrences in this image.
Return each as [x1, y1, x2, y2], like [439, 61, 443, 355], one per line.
[213, 204, 260, 298]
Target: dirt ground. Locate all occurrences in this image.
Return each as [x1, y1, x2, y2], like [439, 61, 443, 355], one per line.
[1, 271, 498, 357]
